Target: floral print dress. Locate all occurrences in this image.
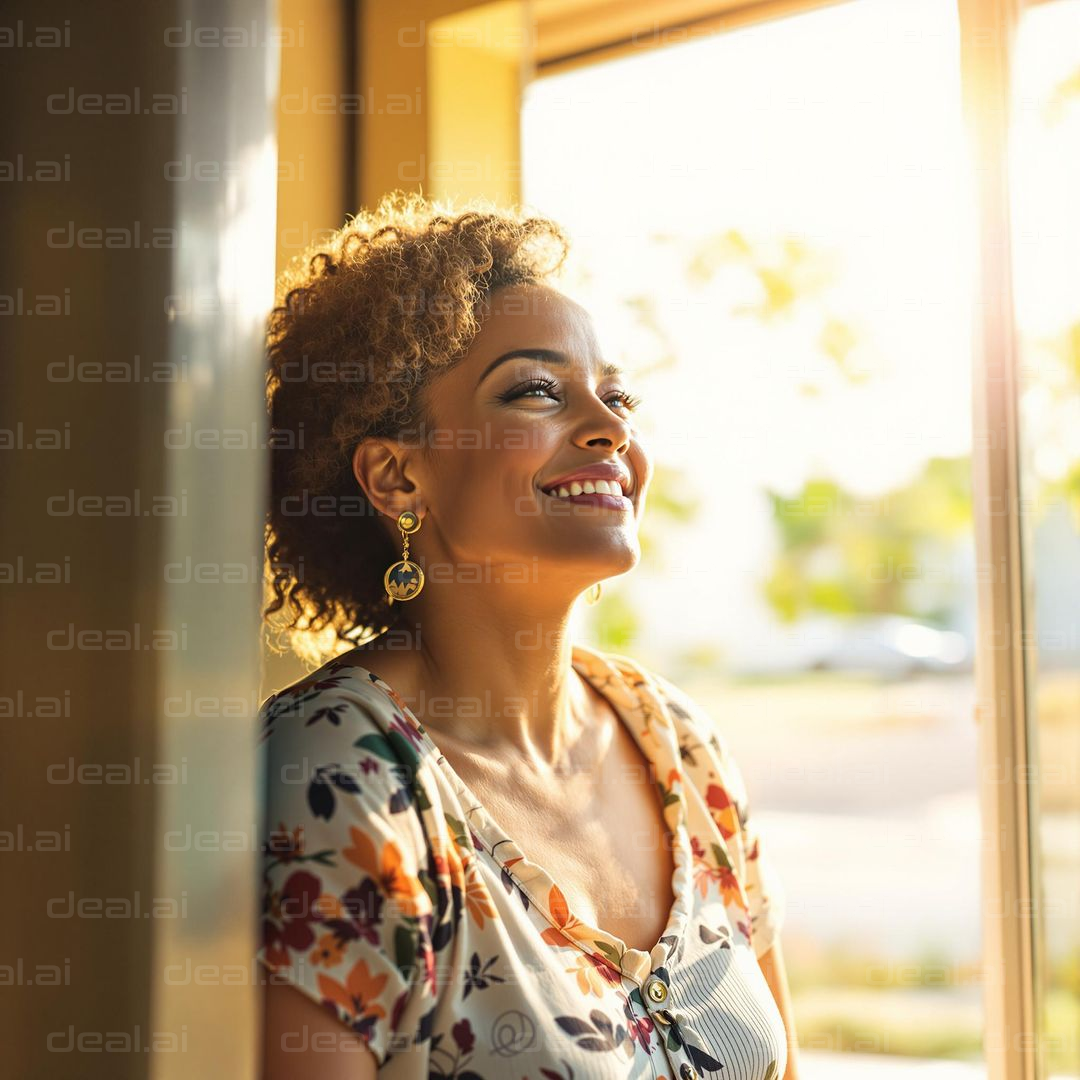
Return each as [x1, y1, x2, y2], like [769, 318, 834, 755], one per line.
[257, 643, 789, 1079]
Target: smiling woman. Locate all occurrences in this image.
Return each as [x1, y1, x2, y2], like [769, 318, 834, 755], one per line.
[263, 192, 574, 660]
[258, 193, 798, 1079]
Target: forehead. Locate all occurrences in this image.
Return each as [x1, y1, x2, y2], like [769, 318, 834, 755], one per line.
[471, 283, 601, 359]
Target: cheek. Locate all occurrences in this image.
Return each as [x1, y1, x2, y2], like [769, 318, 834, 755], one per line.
[482, 423, 558, 489]
[630, 442, 652, 488]
[426, 421, 560, 519]
[428, 447, 532, 521]
[492, 413, 553, 458]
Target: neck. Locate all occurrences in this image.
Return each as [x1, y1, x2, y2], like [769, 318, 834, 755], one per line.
[384, 581, 595, 769]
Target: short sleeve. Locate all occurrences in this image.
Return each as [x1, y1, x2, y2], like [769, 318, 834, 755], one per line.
[255, 684, 434, 1066]
[645, 667, 787, 960]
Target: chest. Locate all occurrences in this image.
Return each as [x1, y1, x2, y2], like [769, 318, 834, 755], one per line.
[503, 801, 676, 957]
[447, 718, 678, 956]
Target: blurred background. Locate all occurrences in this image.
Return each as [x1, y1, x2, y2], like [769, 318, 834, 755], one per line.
[1, 0, 1076, 1078]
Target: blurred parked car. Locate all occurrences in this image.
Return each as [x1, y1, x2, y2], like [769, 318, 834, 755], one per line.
[730, 614, 973, 678]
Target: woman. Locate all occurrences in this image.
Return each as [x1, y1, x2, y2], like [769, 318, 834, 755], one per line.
[257, 192, 800, 1079]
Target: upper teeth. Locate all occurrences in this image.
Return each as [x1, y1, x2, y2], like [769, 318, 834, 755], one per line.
[544, 478, 628, 499]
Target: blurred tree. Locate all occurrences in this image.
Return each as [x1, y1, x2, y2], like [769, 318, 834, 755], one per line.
[1043, 62, 1080, 125]
[762, 457, 972, 623]
[681, 227, 874, 392]
[1026, 319, 1080, 529]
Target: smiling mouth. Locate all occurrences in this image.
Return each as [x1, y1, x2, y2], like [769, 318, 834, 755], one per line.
[542, 478, 629, 499]
[539, 480, 634, 511]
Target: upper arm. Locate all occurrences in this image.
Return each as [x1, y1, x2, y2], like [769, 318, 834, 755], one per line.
[260, 977, 378, 1080]
[256, 685, 432, 1069]
[757, 938, 801, 1080]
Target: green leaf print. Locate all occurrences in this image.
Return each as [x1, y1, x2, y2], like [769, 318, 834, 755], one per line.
[394, 921, 417, 974]
[354, 732, 398, 762]
[711, 841, 734, 871]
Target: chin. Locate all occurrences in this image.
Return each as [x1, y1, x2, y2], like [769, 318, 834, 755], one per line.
[531, 532, 641, 584]
[593, 540, 640, 578]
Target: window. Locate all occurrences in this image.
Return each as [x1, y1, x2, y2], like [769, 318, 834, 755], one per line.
[524, 1, 998, 1074]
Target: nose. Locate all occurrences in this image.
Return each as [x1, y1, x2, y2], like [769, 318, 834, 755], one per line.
[572, 399, 633, 455]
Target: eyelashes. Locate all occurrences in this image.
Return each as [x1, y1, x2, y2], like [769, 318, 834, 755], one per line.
[611, 388, 644, 412]
[497, 375, 644, 413]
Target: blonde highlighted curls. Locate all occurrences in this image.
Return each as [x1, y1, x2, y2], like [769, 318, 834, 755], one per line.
[263, 191, 570, 666]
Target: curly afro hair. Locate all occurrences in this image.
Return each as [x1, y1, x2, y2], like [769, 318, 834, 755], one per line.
[263, 190, 570, 666]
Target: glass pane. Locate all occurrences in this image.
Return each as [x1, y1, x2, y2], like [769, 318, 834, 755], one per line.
[1010, 3, 1080, 1076]
[523, 1, 986, 1075]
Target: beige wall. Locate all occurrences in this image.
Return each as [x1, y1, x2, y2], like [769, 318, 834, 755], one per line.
[276, 0, 529, 244]
[356, 0, 521, 207]
[275, 0, 349, 278]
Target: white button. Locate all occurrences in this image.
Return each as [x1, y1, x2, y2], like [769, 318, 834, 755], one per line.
[645, 977, 668, 1003]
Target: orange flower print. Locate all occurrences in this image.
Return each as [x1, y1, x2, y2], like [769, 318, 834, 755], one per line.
[343, 825, 427, 918]
[432, 817, 467, 892]
[705, 782, 740, 841]
[690, 834, 744, 908]
[438, 815, 497, 929]
[463, 857, 498, 930]
[541, 883, 588, 949]
[310, 932, 346, 968]
[317, 956, 388, 1043]
[566, 951, 621, 996]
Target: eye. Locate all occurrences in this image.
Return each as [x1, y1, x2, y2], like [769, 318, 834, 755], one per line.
[496, 376, 644, 412]
[497, 376, 561, 403]
[609, 388, 639, 412]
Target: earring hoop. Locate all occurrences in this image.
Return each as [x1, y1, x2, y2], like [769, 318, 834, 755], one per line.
[585, 582, 602, 605]
[384, 511, 425, 603]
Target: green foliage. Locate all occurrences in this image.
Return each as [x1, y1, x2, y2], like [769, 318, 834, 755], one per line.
[620, 293, 679, 378]
[587, 588, 639, 653]
[795, 1013, 982, 1061]
[1044, 64, 1080, 125]
[1028, 319, 1080, 528]
[674, 643, 727, 678]
[640, 462, 700, 527]
[1049, 941, 1080, 996]
[762, 458, 972, 623]
[593, 461, 701, 653]
[687, 231, 841, 322]
[788, 941, 1080, 1071]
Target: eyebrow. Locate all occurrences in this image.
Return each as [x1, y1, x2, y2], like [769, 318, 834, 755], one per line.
[477, 348, 622, 387]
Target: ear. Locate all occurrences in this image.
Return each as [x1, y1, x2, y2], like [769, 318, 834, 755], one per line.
[352, 438, 422, 522]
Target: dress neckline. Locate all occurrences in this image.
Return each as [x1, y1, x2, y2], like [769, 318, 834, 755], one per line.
[337, 641, 693, 985]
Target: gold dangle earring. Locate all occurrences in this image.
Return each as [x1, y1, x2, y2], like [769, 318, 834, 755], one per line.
[585, 582, 603, 605]
[384, 510, 425, 604]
